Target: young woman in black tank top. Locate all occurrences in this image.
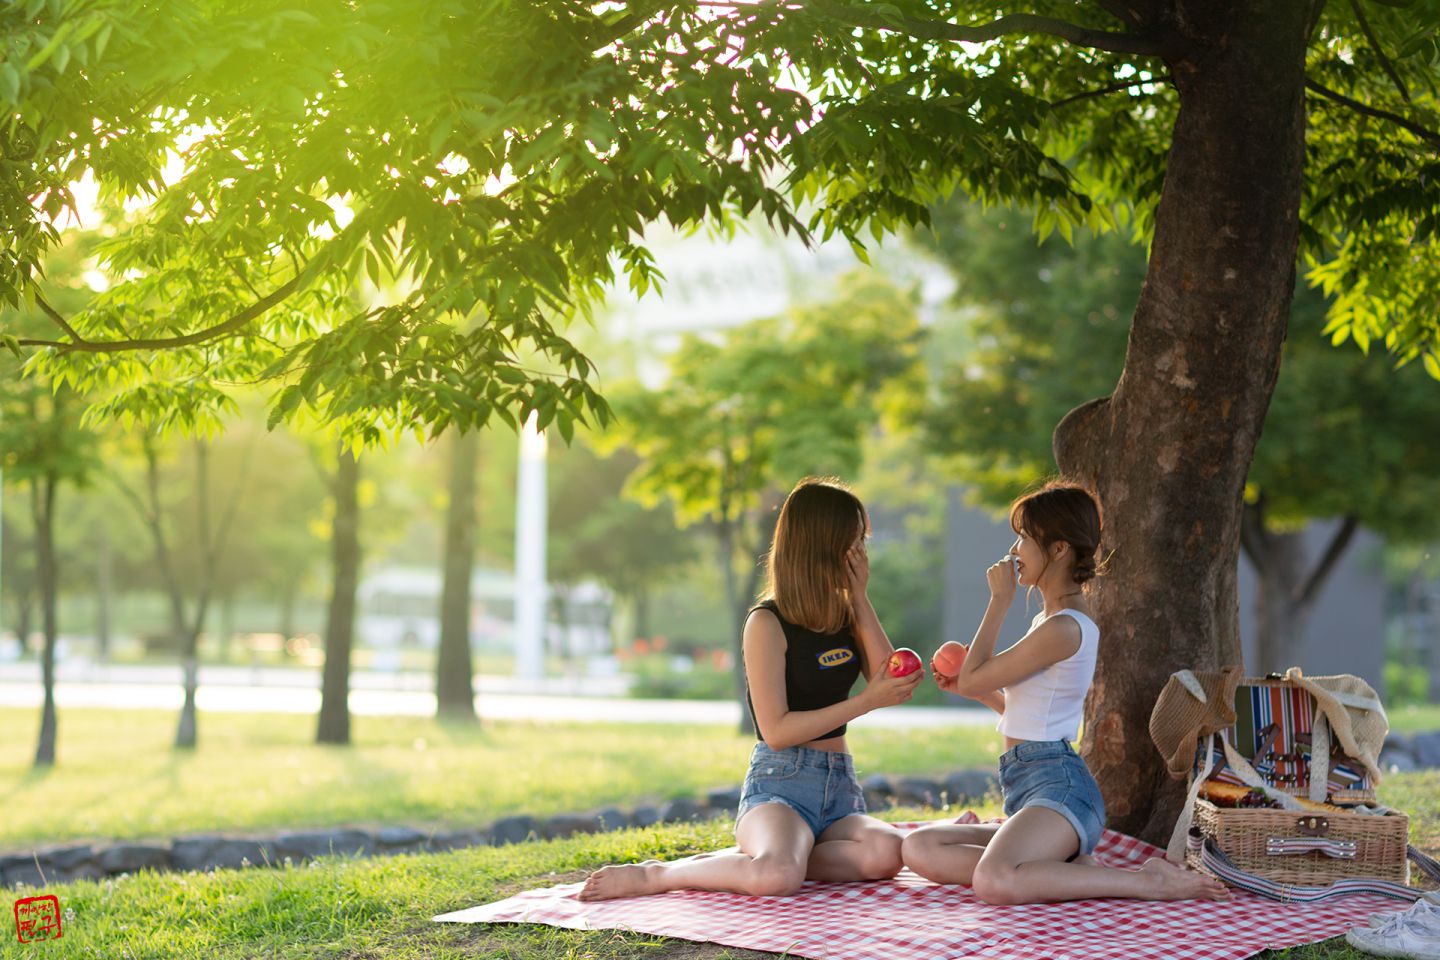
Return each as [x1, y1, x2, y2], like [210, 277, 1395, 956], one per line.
[579, 477, 921, 901]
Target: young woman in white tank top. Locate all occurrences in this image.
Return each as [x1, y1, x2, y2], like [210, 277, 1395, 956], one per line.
[900, 483, 1228, 904]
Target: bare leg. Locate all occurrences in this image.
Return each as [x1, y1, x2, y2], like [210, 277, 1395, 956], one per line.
[970, 806, 1230, 905]
[901, 821, 1003, 884]
[578, 803, 812, 901]
[806, 815, 905, 882]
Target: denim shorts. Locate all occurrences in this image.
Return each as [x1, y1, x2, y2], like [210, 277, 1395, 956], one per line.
[999, 739, 1107, 855]
[735, 743, 867, 839]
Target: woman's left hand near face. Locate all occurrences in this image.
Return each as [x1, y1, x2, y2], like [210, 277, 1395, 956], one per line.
[846, 544, 869, 596]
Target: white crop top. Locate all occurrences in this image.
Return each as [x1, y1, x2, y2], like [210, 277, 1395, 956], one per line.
[996, 608, 1099, 743]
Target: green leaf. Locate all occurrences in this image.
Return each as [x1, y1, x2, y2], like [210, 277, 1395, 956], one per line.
[25, 20, 75, 71]
[0, 63, 20, 104]
[93, 21, 113, 60]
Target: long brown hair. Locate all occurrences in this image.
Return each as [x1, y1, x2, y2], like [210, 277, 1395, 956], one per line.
[1008, 481, 1104, 585]
[759, 477, 867, 635]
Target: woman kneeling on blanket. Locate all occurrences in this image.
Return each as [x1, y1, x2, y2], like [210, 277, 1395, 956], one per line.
[580, 477, 921, 901]
[901, 482, 1228, 904]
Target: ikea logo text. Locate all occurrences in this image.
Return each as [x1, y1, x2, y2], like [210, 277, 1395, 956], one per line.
[817, 648, 855, 669]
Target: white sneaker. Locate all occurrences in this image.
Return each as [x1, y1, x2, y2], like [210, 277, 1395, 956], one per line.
[1348, 896, 1440, 960]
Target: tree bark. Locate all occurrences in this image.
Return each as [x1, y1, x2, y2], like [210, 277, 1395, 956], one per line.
[1240, 502, 1357, 674]
[16, 594, 33, 658]
[132, 438, 197, 749]
[633, 587, 650, 643]
[1252, 539, 1313, 673]
[96, 522, 112, 661]
[279, 576, 297, 643]
[1053, 2, 1316, 844]
[437, 428, 479, 721]
[32, 474, 58, 768]
[1426, 579, 1438, 704]
[717, 515, 752, 734]
[175, 442, 213, 750]
[317, 448, 361, 745]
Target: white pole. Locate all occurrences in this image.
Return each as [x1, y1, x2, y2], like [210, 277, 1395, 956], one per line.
[514, 413, 547, 683]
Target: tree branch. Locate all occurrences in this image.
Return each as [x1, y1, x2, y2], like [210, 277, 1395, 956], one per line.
[17, 271, 304, 354]
[588, 0, 671, 50]
[1238, 498, 1270, 572]
[33, 292, 87, 343]
[1051, 74, 1173, 109]
[1348, 0, 1409, 104]
[1092, 0, 1147, 30]
[1295, 515, 1358, 607]
[801, 1, 1179, 57]
[1305, 78, 1440, 147]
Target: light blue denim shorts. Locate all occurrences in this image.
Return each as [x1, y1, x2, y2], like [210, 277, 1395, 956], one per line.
[999, 739, 1107, 855]
[735, 743, 867, 839]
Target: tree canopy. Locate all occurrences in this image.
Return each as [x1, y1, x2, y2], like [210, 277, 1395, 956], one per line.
[4, 0, 1439, 446]
[922, 200, 1440, 545]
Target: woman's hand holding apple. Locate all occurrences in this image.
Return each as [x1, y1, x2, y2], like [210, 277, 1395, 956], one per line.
[858, 656, 915, 711]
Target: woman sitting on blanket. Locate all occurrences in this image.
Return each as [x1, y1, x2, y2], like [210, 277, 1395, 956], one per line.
[901, 482, 1229, 904]
[580, 477, 921, 901]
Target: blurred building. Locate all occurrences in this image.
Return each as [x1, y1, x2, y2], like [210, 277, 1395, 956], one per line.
[360, 566, 611, 658]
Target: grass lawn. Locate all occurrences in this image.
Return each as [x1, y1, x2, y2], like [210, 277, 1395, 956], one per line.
[0, 708, 1006, 851]
[1, 772, 1435, 960]
[1388, 702, 1440, 735]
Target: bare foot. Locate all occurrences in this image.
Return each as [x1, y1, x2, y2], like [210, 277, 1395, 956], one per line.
[1136, 858, 1230, 901]
[577, 862, 664, 901]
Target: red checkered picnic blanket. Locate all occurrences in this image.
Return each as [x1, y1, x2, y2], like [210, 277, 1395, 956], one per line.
[434, 814, 1406, 960]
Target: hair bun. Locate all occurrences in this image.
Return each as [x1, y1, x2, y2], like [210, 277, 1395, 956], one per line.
[1072, 552, 1097, 585]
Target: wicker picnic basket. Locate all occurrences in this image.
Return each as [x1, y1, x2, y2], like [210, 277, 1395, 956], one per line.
[1154, 668, 1412, 887]
[1185, 797, 1411, 885]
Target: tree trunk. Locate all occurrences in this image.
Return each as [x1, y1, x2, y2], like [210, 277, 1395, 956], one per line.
[32, 474, 58, 768]
[1421, 575, 1438, 704]
[317, 448, 361, 745]
[175, 442, 213, 750]
[132, 437, 196, 747]
[1240, 504, 1357, 674]
[634, 587, 650, 643]
[16, 591, 33, 658]
[175, 645, 199, 749]
[219, 593, 234, 663]
[1053, 3, 1315, 844]
[279, 575, 298, 642]
[716, 517, 753, 734]
[96, 522, 112, 661]
[437, 428, 479, 721]
[1253, 559, 1314, 675]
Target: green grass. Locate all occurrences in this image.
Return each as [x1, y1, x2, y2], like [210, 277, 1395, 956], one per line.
[0, 708, 1006, 851]
[1387, 702, 1440, 735]
[1, 774, 1435, 960]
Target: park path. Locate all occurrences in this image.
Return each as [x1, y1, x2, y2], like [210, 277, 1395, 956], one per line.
[0, 662, 993, 728]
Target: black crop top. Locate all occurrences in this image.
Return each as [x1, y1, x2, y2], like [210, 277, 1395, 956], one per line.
[744, 600, 864, 742]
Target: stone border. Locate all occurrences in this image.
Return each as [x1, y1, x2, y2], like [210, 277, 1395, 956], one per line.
[0, 768, 999, 888]
[1382, 730, 1440, 773]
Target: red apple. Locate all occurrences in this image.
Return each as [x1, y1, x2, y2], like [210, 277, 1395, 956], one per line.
[931, 641, 968, 677]
[887, 647, 923, 678]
